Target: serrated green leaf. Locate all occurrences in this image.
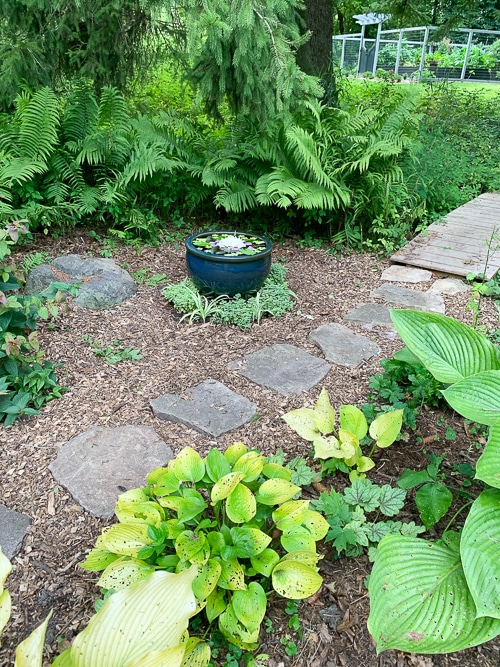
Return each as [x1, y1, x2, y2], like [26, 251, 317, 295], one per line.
[344, 480, 381, 512]
[378, 485, 406, 517]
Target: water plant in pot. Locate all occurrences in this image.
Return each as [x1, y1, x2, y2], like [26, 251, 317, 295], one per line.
[185, 230, 273, 296]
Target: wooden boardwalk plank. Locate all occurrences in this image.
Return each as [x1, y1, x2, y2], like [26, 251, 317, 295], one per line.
[391, 193, 500, 279]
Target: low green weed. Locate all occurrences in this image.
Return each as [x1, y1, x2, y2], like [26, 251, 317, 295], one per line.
[130, 268, 168, 287]
[82, 335, 142, 364]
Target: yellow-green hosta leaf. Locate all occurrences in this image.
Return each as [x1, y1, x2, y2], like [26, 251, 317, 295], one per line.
[226, 484, 256, 523]
[174, 447, 205, 483]
[281, 526, 317, 553]
[0, 548, 12, 589]
[206, 588, 227, 623]
[232, 527, 271, 557]
[301, 510, 329, 541]
[51, 649, 73, 666]
[272, 500, 309, 529]
[150, 469, 180, 496]
[217, 559, 245, 590]
[117, 488, 150, 504]
[282, 408, 318, 441]
[338, 429, 359, 453]
[69, 568, 198, 667]
[232, 451, 265, 482]
[211, 473, 245, 503]
[314, 388, 336, 434]
[272, 561, 322, 599]
[369, 409, 403, 448]
[180, 637, 211, 667]
[279, 550, 320, 568]
[313, 435, 343, 459]
[114, 501, 164, 526]
[192, 559, 222, 601]
[0, 588, 11, 638]
[256, 479, 301, 506]
[340, 405, 368, 440]
[232, 582, 267, 633]
[123, 645, 185, 667]
[250, 548, 280, 577]
[98, 558, 154, 591]
[205, 449, 231, 482]
[175, 531, 206, 562]
[261, 463, 292, 481]
[14, 611, 52, 667]
[101, 524, 152, 556]
[224, 442, 247, 465]
[357, 456, 375, 472]
[218, 604, 260, 650]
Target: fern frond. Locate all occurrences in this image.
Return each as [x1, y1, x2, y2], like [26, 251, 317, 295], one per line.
[62, 87, 99, 144]
[214, 182, 257, 212]
[0, 157, 47, 184]
[16, 87, 60, 163]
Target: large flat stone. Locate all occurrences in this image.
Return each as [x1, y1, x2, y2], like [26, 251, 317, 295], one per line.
[151, 379, 257, 437]
[49, 426, 173, 519]
[310, 324, 380, 367]
[428, 278, 469, 295]
[228, 344, 331, 396]
[381, 265, 432, 283]
[0, 504, 30, 559]
[370, 284, 445, 313]
[343, 303, 394, 327]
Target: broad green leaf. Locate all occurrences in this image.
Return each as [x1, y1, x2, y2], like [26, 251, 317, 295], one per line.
[397, 468, 433, 489]
[0, 588, 11, 638]
[390, 310, 500, 383]
[101, 524, 152, 556]
[272, 500, 309, 529]
[369, 410, 403, 448]
[476, 421, 500, 488]
[118, 488, 150, 504]
[282, 408, 318, 441]
[340, 405, 368, 440]
[231, 527, 271, 557]
[176, 497, 208, 523]
[51, 649, 73, 666]
[233, 451, 265, 482]
[393, 347, 423, 365]
[150, 469, 180, 496]
[206, 532, 225, 556]
[114, 501, 163, 526]
[301, 510, 329, 540]
[175, 532, 206, 562]
[461, 489, 500, 618]
[313, 435, 345, 459]
[218, 603, 259, 650]
[224, 442, 247, 465]
[368, 534, 500, 653]
[206, 587, 227, 622]
[97, 558, 154, 590]
[255, 479, 301, 506]
[232, 582, 267, 633]
[279, 550, 320, 568]
[180, 637, 211, 667]
[211, 473, 245, 502]
[123, 645, 185, 667]
[250, 548, 280, 577]
[356, 456, 375, 473]
[261, 463, 292, 481]
[217, 559, 245, 590]
[415, 483, 453, 529]
[15, 611, 52, 667]
[69, 568, 198, 666]
[174, 447, 205, 483]
[205, 449, 231, 482]
[0, 548, 12, 589]
[272, 560, 322, 599]
[192, 559, 222, 601]
[225, 483, 256, 524]
[281, 525, 317, 553]
[313, 388, 336, 434]
[443, 371, 500, 425]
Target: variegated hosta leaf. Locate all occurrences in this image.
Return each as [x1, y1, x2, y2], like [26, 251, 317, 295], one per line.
[211, 472, 245, 503]
[340, 405, 368, 440]
[313, 388, 336, 434]
[272, 500, 310, 529]
[282, 407, 318, 441]
[250, 548, 280, 577]
[369, 409, 403, 448]
[0, 548, 12, 589]
[224, 442, 247, 465]
[174, 447, 205, 483]
[14, 611, 52, 667]
[232, 451, 265, 482]
[101, 524, 152, 556]
[461, 489, 500, 619]
[255, 479, 301, 506]
[192, 559, 222, 601]
[98, 558, 154, 591]
[476, 421, 500, 488]
[281, 526, 317, 553]
[272, 560, 322, 599]
[368, 534, 500, 653]
[232, 582, 267, 633]
[301, 509, 329, 540]
[225, 483, 256, 523]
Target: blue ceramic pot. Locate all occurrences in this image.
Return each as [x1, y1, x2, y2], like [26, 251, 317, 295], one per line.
[185, 231, 273, 296]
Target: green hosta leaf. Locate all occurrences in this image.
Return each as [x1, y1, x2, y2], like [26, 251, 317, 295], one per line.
[233, 451, 265, 482]
[51, 648, 72, 666]
[282, 407, 318, 441]
[256, 479, 301, 506]
[443, 371, 500, 425]
[313, 388, 336, 434]
[205, 449, 231, 482]
[357, 456, 375, 473]
[206, 587, 227, 623]
[175, 531, 206, 562]
[218, 603, 260, 650]
[118, 488, 150, 503]
[250, 548, 280, 577]
[390, 310, 500, 383]
[272, 500, 309, 529]
[476, 421, 500, 488]
[369, 410, 403, 448]
[176, 497, 208, 523]
[192, 559, 222, 601]
[181, 637, 211, 667]
[272, 560, 322, 599]
[301, 510, 329, 540]
[211, 473, 245, 502]
[224, 442, 247, 465]
[14, 611, 52, 667]
[123, 645, 186, 667]
[174, 447, 205, 483]
[232, 582, 267, 633]
[225, 483, 256, 524]
[114, 501, 164, 526]
[101, 524, 152, 556]
[313, 435, 351, 460]
[461, 489, 500, 619]
[344, 480, 381, 512]
[415, 483, 453, 529]
[378, 485, 406, 517]
[397, 468, 433, 489]
[97, 558, 154, 590]
[262, 463, 292, 480]
[150, 469, 180, 496]
[80, 546, 120, 572]
[231, 527, 271, 558]
[0, 588, 11, 638]
[279, 550, 320, 568]
[217, 559, 245, 590]
[340, 405, 368, 440]
[206, 532, 225, 556]
[368, 534, 500, 653]
[281, 525, 317, 553]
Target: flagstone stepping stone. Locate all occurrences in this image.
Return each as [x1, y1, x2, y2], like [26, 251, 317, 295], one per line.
[428, 278, 469, 295]
[310, 323, 380, 367]
[370, 284, 445, 314]
[49, 426, 173, 519]
[25, 254, 137, 310]
[228, 344, 331, 396]
[381, 265, 432, 283]
[343, 303, 394, 328]
[151, 379, 257, 437]
[0, 504, 31, 559]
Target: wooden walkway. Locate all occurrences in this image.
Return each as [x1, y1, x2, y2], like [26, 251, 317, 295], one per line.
[391, 193, 500, 280]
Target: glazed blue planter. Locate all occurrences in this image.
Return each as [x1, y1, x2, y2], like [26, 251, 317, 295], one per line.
[185, 231, 273, 296]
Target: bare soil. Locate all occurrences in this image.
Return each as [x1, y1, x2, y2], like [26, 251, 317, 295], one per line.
[2, 230, 500, 667]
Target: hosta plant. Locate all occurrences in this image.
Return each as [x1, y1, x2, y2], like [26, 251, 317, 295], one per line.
[368, 310, 500, 654]
[283, 388, 403, 480]
[81, 444, 329, 651]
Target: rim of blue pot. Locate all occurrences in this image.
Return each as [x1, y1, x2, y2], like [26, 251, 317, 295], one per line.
[186, 231, 273, 263]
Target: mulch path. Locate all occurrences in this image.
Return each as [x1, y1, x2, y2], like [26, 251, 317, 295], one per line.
[2, 229, 500, 667]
